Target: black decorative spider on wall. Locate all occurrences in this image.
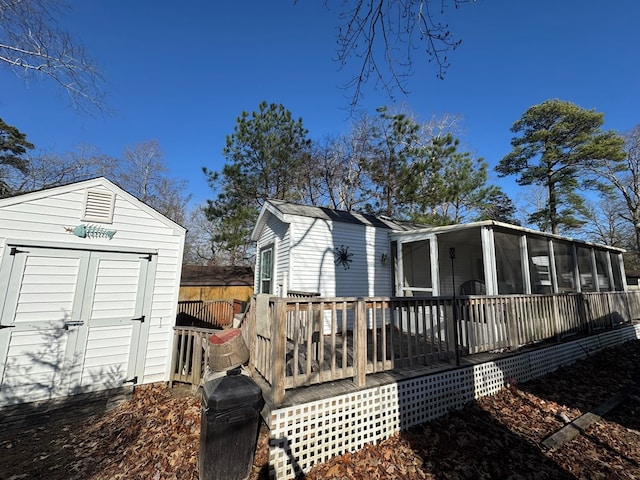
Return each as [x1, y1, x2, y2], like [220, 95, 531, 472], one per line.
[334, 244, 353, 270]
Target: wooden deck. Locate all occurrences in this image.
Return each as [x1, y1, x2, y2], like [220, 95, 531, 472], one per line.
[254, 333, 555, 423]
[170, 291, 640, 416]
[244, 292, 640, 406]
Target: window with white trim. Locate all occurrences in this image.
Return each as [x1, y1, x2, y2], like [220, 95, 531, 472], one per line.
[259, 246, 274, 294]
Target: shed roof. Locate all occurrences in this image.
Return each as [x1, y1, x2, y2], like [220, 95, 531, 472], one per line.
[0, 177, 186, 235]
[180, 265, 254, 287]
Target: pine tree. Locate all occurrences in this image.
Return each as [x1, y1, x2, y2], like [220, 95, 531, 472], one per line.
[0, 118, 34, 197]
[496, 99, 625, 234]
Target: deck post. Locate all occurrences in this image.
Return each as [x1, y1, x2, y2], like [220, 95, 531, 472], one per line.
[245, 296, 257, 375]
[445, 300, 456, 362]
[271, 298, 287, 406]
[354, 298, 367, 388]
[192, 332, 203, 385]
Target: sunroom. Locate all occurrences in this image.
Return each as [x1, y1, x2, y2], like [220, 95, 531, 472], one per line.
[391, 220, 626, 298]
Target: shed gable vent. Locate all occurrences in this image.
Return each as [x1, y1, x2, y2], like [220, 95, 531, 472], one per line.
[82, 188, 115, 223]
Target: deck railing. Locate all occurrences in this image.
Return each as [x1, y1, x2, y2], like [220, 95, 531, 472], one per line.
[243, 291, 640, 405]
[169, 326, 213, 385]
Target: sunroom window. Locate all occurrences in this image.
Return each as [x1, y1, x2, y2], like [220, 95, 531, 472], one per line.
[553, 241, 576, 293]
[401, 240, 432, 296]
[494, 231, 524, 294]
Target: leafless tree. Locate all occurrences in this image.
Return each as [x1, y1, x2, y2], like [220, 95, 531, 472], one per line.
[182, 206, 224, 266]
[305, 115, 376, 210]
[582, 196, 631, 249]
[419, 112, 462, 140]
[330, 0, 474, 106]
[9, 144, 113, 193]
[514, 185, 549, 231]
[587, 125, 640, 263]
[0, 0, 106, 113]
[116, 140, 191, 225]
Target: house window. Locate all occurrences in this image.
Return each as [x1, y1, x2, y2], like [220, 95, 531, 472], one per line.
[259, 246, 274, 294]
[594, 249, 611, 291]
[610, 252, 624, 291]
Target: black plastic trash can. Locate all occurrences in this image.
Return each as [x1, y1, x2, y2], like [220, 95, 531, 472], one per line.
[199, 370, 265, 480]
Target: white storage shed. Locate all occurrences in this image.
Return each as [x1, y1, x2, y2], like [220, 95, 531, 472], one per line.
[0, 178, 186, 406]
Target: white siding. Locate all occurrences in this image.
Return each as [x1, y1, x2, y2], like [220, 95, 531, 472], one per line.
[288, 217, 393, 298]
[254, 213, 289, 296]
[276, 221, 291, 295]
[0, 179, 185, 395]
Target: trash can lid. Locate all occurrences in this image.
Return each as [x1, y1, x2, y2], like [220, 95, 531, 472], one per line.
[202, 374, 264, 412]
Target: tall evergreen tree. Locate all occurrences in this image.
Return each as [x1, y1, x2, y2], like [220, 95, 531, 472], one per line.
[364, 107, 418, 217]
[404, 134, 507, 224]
[496, 99, 625, 234]
[0, 118, 33, 197]
[362, 107, 513, 224]
[204, 101, 311, 264]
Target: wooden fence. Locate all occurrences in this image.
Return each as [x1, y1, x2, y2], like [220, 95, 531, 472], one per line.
[176, 300, 235, 329]
[242, 291, 640, 405]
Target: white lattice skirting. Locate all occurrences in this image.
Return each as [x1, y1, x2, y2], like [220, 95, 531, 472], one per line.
[269, 324, 640, 479]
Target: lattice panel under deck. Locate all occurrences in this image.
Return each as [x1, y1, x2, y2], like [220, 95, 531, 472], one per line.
[269, 324, 640, 479]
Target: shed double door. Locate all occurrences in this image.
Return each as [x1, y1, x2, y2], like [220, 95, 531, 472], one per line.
[0, 246, 155, 406]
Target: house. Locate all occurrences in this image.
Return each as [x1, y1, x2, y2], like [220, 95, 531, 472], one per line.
[248, 201, 637, 480]
[626, 270, 640, 290]
[252, 200, 627, 299]
[0, 178, 186, 406]
[251, 199, 417, 299]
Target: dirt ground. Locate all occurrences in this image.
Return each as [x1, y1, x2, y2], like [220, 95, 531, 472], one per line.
[1, 340, 640, 480]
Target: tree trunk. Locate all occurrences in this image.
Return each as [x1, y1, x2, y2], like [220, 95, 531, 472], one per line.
[548, 177, 558, 235]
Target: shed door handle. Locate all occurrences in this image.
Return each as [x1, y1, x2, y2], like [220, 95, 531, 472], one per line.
[64, 320, 85, 330]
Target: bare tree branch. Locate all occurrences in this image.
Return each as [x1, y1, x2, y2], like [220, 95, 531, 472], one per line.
[0, 0, 107, 114]
[10, 144, 113, 193]
[329, 0, 473, 107]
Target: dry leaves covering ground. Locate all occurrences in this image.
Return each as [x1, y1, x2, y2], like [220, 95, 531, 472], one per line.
[2, 340, 640, 480]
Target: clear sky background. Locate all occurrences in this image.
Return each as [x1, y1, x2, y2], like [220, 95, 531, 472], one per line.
[1, 1, 638, 208]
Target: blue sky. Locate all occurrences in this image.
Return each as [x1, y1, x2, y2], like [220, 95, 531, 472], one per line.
[1, 1, 639, 208]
